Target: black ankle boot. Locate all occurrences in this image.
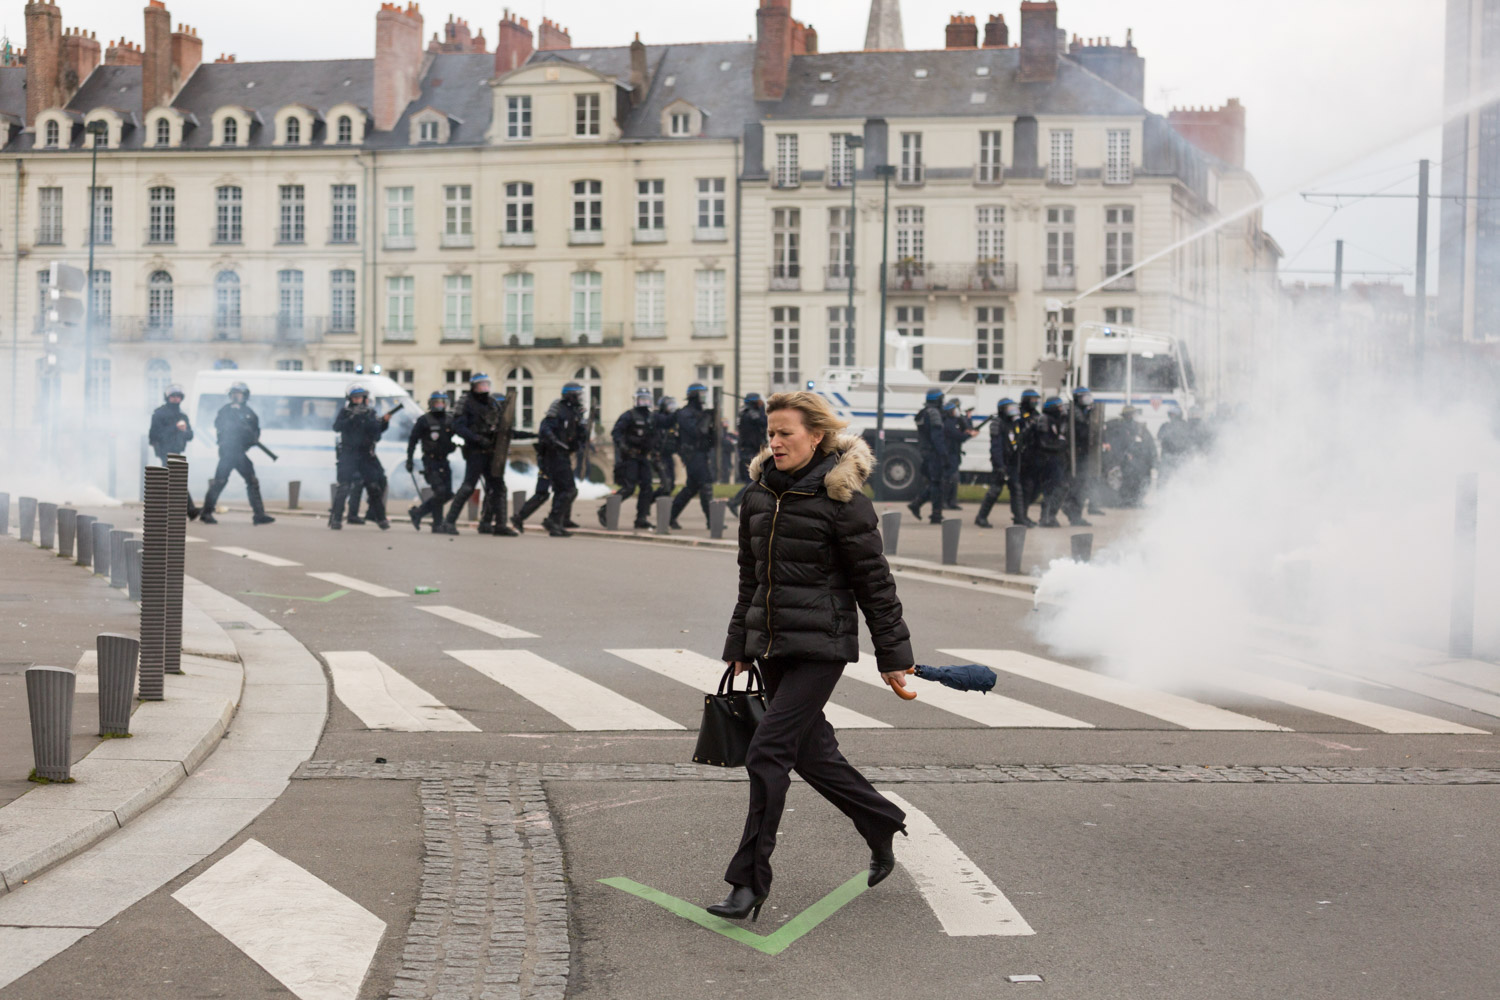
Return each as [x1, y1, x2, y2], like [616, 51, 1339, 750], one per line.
[706, 885, 766, 922]
[868, 826, 908, 887]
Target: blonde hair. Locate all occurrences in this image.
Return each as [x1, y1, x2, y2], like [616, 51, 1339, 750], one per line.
[764, 391, 849, 454]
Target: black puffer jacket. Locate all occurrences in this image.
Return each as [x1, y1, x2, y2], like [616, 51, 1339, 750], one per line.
[722, 434, 913, 672]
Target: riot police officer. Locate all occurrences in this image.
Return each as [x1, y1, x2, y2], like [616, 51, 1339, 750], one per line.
[148, 383, 200, 519]
[975, 398, 1031, 529]
[1027, 396, 1071, 527]
[941, 399, 975, 510]
[907, 389, 948, 523]
[514, 382, 588, 537]
[199, 382, 275, 526]
[727, 393, 768, 516]
[444, 373, 533, 536]
[668, 383, 716, 530]
[599, 387, 658, 530]
[329, 384, 392, 530]
[406, 390, 457, 532]
[1016, 387, 1044, 516]
[1060, 385, 1097, 527]
[652, 396, 680, 498]
[1104, 406, 1157, 507]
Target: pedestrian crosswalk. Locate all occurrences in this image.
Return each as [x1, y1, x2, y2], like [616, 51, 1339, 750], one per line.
[418, 604, 538, 640]
[446, 649, 684, 731]
[212, 545, 302, 568]
[306, 572, 404, 598]
[324, 650, 480, 732]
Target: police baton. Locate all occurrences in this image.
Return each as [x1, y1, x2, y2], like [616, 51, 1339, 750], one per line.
[254, 442, 280, 462]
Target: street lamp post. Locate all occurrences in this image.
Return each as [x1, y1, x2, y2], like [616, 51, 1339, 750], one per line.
[873, 164, 896, 468]
[83, 119, 107, 424]
[843, 135, 862, 366]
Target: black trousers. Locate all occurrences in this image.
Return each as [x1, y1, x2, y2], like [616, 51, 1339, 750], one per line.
[153, 448, 196, 510]
[611, 456, 655, 522]
[724, 658, 907, 897]
[447, 452, 504, 526]
[670, 449, 714, 522]
[412, 457, 453, 525]
[539, 450, 578, 523]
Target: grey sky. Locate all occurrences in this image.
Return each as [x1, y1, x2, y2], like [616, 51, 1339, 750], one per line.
[21, 0, 1445, 292]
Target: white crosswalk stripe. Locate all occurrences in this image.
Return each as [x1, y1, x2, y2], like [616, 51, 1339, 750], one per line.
[445, 649, 685, 731]
[851, 655, 1093, 728]
[307, 572, 404, 598]
[881, 791, 1034, 937]
[417, 604, 538, 639]
[945, 649, 1289, 731]
[213, 545, 302, 568]
[173, 839, 386, 1000]
[1221, 660, 1488, 734]
[323, 650, 479, 732]
[606, 648, 891, 729]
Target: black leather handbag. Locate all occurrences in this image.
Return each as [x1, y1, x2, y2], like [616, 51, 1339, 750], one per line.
[692, 664, 768, 767]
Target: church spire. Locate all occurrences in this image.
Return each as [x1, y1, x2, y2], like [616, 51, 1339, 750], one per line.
[864, 0, 904, 51]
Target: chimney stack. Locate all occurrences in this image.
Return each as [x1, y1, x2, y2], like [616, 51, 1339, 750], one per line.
[214, 52, 236, 63]
[58, 27, 100, 103]
[754, 0, 793, 101]
[24, 0, 63, 127]
[373, 2, 424, 132]
[142, 0, 172, 111]
[494, 8, 533, 74]
[538, 17, 571, 51]
[945, 14, 978, 50]
[629, 33, 648, 107]
[983, 14, 1008, 48]
[170, 22, 202, 95]
[1067, 33, 1144, 104]
[105, 38, 143, 66]
[1169, 98, 1247, 169]
[428, 15, 486, 53]
[1018, 1, 1058, 82]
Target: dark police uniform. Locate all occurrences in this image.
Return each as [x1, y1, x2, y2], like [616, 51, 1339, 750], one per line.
[331, 401, 390, 528]
[976, 410, 1030, 527]
[200, 394, 273, 524]
[604, 403, 657, 527]
[669, 394, 717, 527]
[407, 404, 456, 531]
[514, 392, 587, 534]
[652, 401, 680, 497]
[910, 398, 948, 523]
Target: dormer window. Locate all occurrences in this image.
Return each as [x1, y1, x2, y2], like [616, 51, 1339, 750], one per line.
[223, 116, 238, 146]
[575, 93, 600, 137]
[419, 119, 440, 143]
[337, 115, 353, 144]
[285, 116, 301, 145]
[44, 119, 59, 148]
[669, 112, 691, 137]
[155, 117, 171, 147]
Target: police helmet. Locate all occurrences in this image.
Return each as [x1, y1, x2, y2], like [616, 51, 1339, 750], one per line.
[998, 397, 1020, 419]
[925, 389, 944, 402]
[561, 382, 584, 403]
[634, 387, 654, 407]
[1042, 396, 1064, 413]
[1072, 385, 1094, 407]
[745, 392, 762, 404]
[469, 373, 492, 393]
[1020, 388, 1041, 400]
[686, 382, 708, 399]
[428, 390, 448, 407]
[163, 383, 185, 402]
[228, 381, 251, 400]
[659, 395, 679, 413]
[345, 382, 369, 401]
[1120, 405, 1139, 419]
[943, 399, 960, 412]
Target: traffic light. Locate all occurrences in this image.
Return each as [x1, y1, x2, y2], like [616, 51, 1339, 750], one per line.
[47, 261, 87, 327]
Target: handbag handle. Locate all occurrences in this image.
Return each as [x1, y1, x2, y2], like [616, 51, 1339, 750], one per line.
[717, 663, 766, 696]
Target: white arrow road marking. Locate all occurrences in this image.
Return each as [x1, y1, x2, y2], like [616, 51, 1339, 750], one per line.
[173, 839, 386, 1000]
[880, 791, 1035, 937]
[851, 655, 1093, 728]
[417, 604, 538, 639]
[213, 545, 302, 567]
[446, 649, 684, 731]
[306, 572, 403, 598]
[323, 651, 478, 732]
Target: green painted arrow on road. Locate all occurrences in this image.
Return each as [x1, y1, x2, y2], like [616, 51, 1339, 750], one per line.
[241, 588, 351, 603]
[599, 872, 869, 955]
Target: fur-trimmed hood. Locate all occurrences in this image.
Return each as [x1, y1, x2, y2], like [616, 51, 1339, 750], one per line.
[747, 433, 872, 503]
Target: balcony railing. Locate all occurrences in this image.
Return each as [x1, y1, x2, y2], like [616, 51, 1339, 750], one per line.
[975, 163, 1004, 185]
[383, 232, 416, 251]
[82, 226, 114, 245]
[211, 226, 243, 245]
[769, 265, 801, 291]
[569, 228, 604, 246]
[692, 321, 727, 339]
[103, 315, 334, 344]
[441, 325, 475, 342]
[441, 231, 475, 249]
[631, 321, 667, 339]
[328, 226, 358, 245]
[35, 227, 63, 245]
[479, 322, 624, 350]
[1100, 266, 1136, 291]
[633, 227, 667, 244]
[383, 326, 417, 343]
[693, 225, 727, 242]
[275, 229, 307, 245]
[501, 229, 536, 247]
[1042, 265, 1077, 291]
[824, 265, 852, 291]
[885, 262, 1018, 294]
[144, 225, 175, 245]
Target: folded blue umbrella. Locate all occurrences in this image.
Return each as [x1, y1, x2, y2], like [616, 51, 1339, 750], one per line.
[913, 663, 998, 693]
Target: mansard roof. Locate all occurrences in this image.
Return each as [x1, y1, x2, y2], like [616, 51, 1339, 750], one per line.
[368, 52, 494, 149]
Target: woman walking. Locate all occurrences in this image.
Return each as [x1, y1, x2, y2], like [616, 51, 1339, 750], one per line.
[711, 391, 914, 921]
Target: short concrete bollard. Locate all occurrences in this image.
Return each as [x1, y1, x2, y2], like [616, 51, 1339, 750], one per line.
[75, 514, 97, 566]
[512, 491, 527, 518]
[1071, 533, 1094, 563]
[92, 521, 114, 577]
[57, 508, 77, 558]
[38, 502, 57, 550]
[655, 496, 673, 535]
[18, 496, 36, 543]
[97, 633, 139, 737]
[26, 665, 75, 782]
[604, 494, 622, 531]
[1004, 525, 1026, 575]
[709, 498, 728, 540]
[109, 529, 132, 589]
[467, 490, 480, 522]
[125, 539, 144, 601]
[881, 511, 902, 556]
[0, 492, 8, 534]
[287, 480, 301, 510]
[941, 518, 962, 566]
[1450, 472, 1479, 659]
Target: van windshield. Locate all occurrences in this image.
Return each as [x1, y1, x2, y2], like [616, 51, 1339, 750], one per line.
[1087, 353, 1180, 393]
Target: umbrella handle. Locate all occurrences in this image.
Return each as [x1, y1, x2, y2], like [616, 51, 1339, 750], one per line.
[884, 667, 918, 700]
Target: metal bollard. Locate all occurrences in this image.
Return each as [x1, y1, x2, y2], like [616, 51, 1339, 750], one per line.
[109, 530, 131, 588]
[1451, 472, 1479, 659]
[0, 492, 8, 534]
[329, 483, 338, 510]
[26, 666, 75, 782]
[881, 510, 902, 556]
[75, 514, 96, 566]
[287, 480, 301, 510]
[709, 498, 728, 540]
[1004, 525, 1026, 575]
[38, 502, 57, 550]
[57, 508, 77, 558]
[1071, 533, 1094, 563]
[166, 457, 188, 676]
[604, 494, 622, 531]
[92, 521, 114, 577]
[139, 467, 169, 700]
[467, 490, 480, 522]
[18, 496, 36, 543]
[97, 633, 139, 737]
[655, 496, 673, 535]
[125, 539, 144, 601]
[941, 518, 961, 566]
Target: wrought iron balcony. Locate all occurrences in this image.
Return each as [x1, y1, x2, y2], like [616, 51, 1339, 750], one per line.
[103, 315, 334, 344]
[479, 322, 624, 350]
[1099, 266, 1136, 291]
[885, 262, 1018, 294]
[1041, 265, 1077, 291]
[769, 265, 801, 291]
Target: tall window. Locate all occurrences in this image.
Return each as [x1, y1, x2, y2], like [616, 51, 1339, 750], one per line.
[828, 207, 852, 281]
[215, 186, 242, 243]
[507, 96, 532, 139]
[636, 179, 665, 234]
[222, 116, 238, 146]
[331, 184, 357, 243]
[895, 207, 925, 266]
[574, 365, 603, 418]
[444, 275, 473, 338]
[1105, 206, 1135, 276]
[772, 208, 800, 282]
[695, 269, 726, 337]
[977, 205, 1005, 283]
[329, 359, 357, 374]
[828, 306, 855, 367]
[385, 187, 415, 246]
[90, 269, 111, 325]
[330, 270, 357, 332]
[505, 182, 534, 239]
[572, 271, 603, 336]
[1106, 129, 1132, 185]
[443, 369, 472, 402]
[1103, 306, 1135, 326]
[214, 271, 240, 333]
[504, 273, 534, 337]
[1045, 307, 1076, 360]
[575, 93, 601, 136]
[145, 359, 173, 404]
[899, 132, 924, 184]
[148, 270, 174, 331]
[635, 366, 665, 401]
[775, 134, 800, 188]
[635, 270, 666, 337]
[38, 187, 62, 244]
[697, 177, 726, 237]
[444, 184, 473, 237]
[976, 306, 1004, 371]
[155, 117, 171, 147]
[279, 185, 305, 243]
[277, 359, 306, 372]
[572, 180, 603, 232]
[419, 119, 440, 143]
[696, 364, 725, 410]
[669, 112, 691, 137]
[1049, 129, 1075, 185]
[44, 119, 59, 148]
[285, 116, 301, 145]
[506, 367, 535, 427]
[895, 305, 924, 370]
[90, 186, 112, 243]
[829, 133, 855, 188]
[86, 358, 110, 414]
[1045, 207, 1075, 282]
[337, 115, 354, 145]
[389, 367, 413, 390]
[771, 306, 800, 387]
[386, 275, 415, 339]
[978, 130, 1003, 183]
[278, 269, 305, 332]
